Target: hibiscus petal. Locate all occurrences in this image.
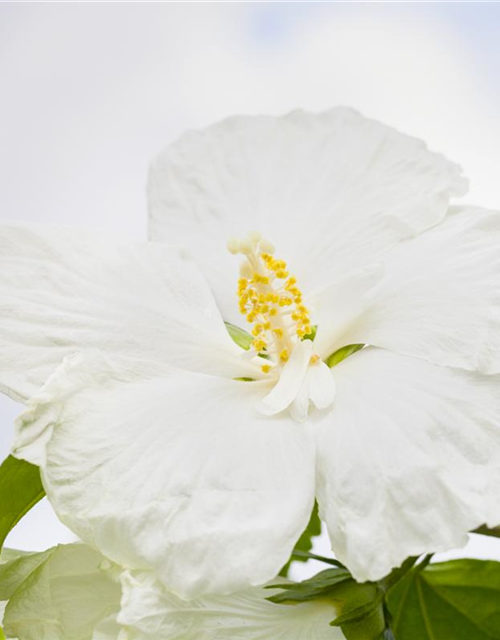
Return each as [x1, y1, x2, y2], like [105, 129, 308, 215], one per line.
[258, 339, 313, 416]
[3, 543, 121, 640]
[93, 616, 123, 640]
[311, 264, 383, 359]
[0, 225, 256, 402]
[148, 108, 467, 324]
[336, 206, 500, 374]
[13, 351, 316, 599]
[314, 347, 500, 583]
[308, 361, 336, 410]
[118, 570, 341, 640]
[289, 361, 336, 424]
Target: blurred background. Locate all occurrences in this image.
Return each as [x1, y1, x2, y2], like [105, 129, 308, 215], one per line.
[0, 2, 499, 577]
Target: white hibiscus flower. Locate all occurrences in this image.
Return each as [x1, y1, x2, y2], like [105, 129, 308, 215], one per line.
[4, 108, 500, 600]
[0, 544, 341, 640]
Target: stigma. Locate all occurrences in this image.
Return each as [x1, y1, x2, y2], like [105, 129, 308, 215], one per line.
[228, 233, 312, 372]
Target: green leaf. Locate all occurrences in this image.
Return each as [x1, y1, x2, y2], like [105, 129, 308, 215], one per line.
[326, 344, 364, 368]
[0, 626, 5, 640]
[269, 563, 386, 640]
[266, 567, 352, 604]
[475, 524, 500, 539]
[279, 502, 322, 577]
[0, 456, 45, 552]
[225, 322, 253, 350]
[289, 550, 346, 569]
[387, 559, 500, 639]
[381, 556, 419, 591]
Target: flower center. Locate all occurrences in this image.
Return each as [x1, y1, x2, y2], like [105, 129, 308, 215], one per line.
[227, 233, 336, 421]
[227, 232, 312, 373]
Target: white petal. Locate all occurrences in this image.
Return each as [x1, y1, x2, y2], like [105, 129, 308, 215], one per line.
[289, 375, 311, 424]
[118, 570, 342, 640]
[338, 206, 500, 374]
[311, 264, 383, 360]
[14, 351, 316, 599]
[148, 108, 467, 323]
[314, 347, 500, 583]
[0, 548, 53, 601]
[0, 225, 256, 402]
[93, 616, 123, 640]
[308, 361, 336, 410]
[0, 602, 6, 630]
[289, 362, 336, 424]
[3, 543, 121, 640]
[258, 340, 313, 416]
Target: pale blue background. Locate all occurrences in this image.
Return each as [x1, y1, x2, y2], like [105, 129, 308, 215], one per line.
[0, 2, 499, 577]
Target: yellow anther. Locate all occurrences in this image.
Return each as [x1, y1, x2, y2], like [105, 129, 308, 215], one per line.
[261, 364, 271, 374]
[252, 273, 267, 285]
[253, 338, 267, 352]
[252, 325, 263, 336]
[229, 234, 312, 367]
[310, 354, 320, 365]
[275, 270, 288, 279]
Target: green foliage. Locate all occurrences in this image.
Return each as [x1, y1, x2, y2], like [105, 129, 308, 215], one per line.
[326, 344, 364, 368]
[0, 456, 45, 552]
[475, 524, 500, 539]
[269, 566, 385, 640]
[0, 626, 5, 640]
[268, 567, 352, 604]
[279, 502, 322, 577]
[224, 322, 253, 350]
[387, 559, 500, 639]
